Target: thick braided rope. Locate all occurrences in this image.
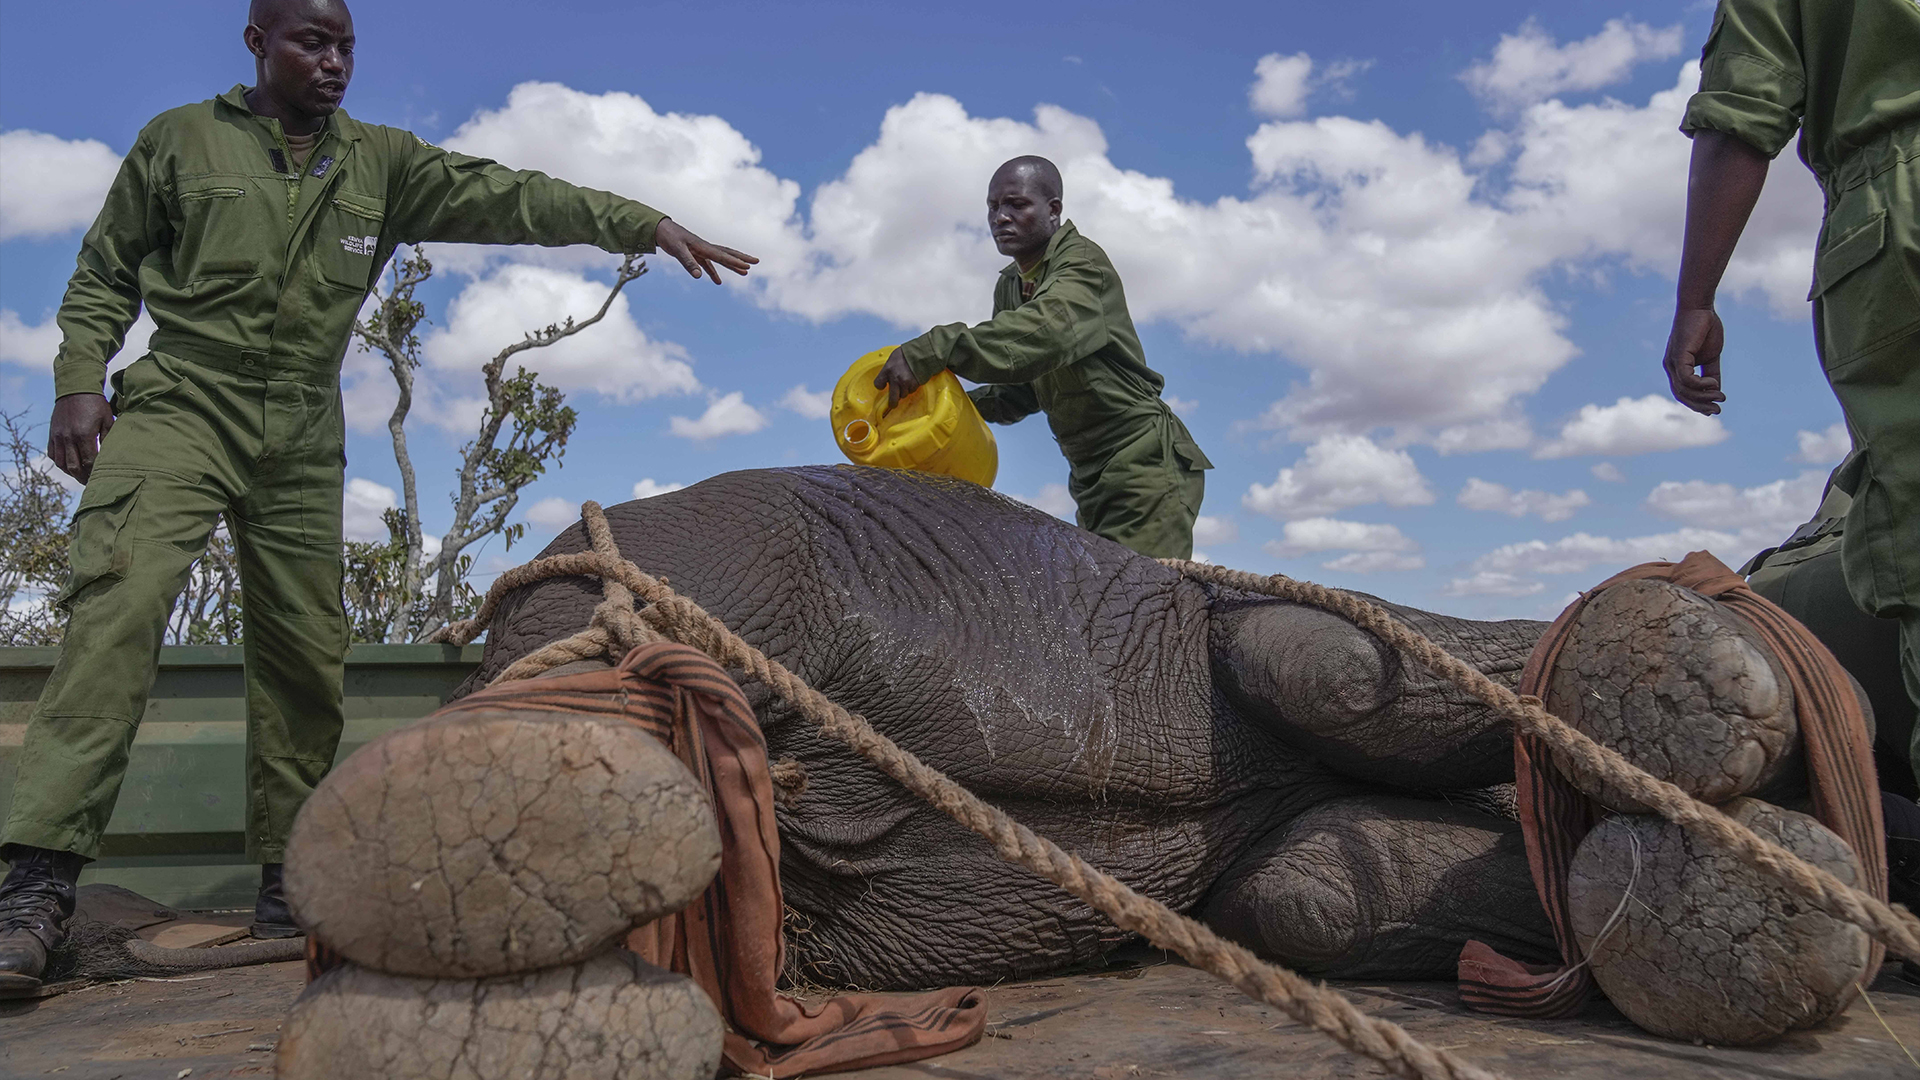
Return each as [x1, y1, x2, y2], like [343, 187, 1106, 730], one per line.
[438, 504, 1500, 1080]
[1164, 559, 1920, 966]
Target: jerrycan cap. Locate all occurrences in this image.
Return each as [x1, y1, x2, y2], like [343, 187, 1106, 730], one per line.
[841, 418, 876, 451]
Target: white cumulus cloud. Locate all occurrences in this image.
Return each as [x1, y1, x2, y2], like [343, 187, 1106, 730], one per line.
[1010, 483, 1075, 519]
[780, 383, 833, 420]
[1535, 394, 1728, 458]
[1793, 422, 1849, 465]
[1591, 461, 1626, 483]
[368, 263, 699, 433]
[1243, 434, 1434, 520]
[1499, 63, 1821, 316]
[1249, 53, 1315, 118]
[524, 496, 581, 532]
[1467, 528, 1744, 577]
[400, 61, 1819, 444]
[341, 477, 398, 542]
[1264, 517, 1423, 573]
[1191, 514, 1239, 546]
[1461, 18, 1683, 113]
[669, 391, 767, 440]
[1432, 418, 1534, 456]
[1442, 570, 1546, 597]
[1457, 477, 1589, 522]
[0, 130, 122, 241]
[1643, 469, 1826, 537]
[631, 478, 686, 499]
[3, 308, 156, 378]
[434, 82, 807, 278]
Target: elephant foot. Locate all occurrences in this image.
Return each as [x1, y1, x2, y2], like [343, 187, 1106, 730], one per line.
[284, 704, 723, 979]
[1568, 798, 1871, 1045]
[1546, 578, 1802, 811]
[277, 950, 724, 1080]
[1199, 795, 1555, 979]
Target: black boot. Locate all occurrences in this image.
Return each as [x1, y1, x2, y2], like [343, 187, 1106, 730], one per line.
[250, 862, 302, 940]
[0, 845, 86, 997]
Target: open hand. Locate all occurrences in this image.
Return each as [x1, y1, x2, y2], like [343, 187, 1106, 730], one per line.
[653, 218, 757, 284]
[1662, 306, 1726, 416]
[873, 347, 924, 410]
[47, 393, 115, 483]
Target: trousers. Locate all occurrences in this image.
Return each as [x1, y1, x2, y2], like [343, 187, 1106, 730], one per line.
[2, 351, 348, 862]
[1811, 129, 1920, 783]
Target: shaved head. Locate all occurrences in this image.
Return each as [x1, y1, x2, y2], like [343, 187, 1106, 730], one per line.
[986, 156, 1063, 266]
[992, 156, 1064, 204]
[249, 0, 350, 31]
[243, 0, 354, 133]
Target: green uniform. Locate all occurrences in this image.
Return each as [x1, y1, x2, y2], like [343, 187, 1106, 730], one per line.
[1743, 462, 1917, 793]
[895, 221, 1212, 559]
[1683, 0, 1920, 780]
[5, 85, 665, 862]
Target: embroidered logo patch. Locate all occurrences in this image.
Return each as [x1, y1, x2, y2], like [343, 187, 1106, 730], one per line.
[310, 155, 335, 179]
[340, 234, 377, 256]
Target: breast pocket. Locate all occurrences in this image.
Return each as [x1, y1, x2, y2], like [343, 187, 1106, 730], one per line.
[174, 178, 264, 282]
[315, 192, 387, 293]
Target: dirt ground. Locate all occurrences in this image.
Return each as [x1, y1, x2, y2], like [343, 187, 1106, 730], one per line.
[2, 940, 1915, 1080]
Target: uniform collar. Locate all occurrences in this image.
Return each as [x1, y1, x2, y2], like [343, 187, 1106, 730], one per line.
[217, 83, 356, 140]
[1001, 219, 1079, 279]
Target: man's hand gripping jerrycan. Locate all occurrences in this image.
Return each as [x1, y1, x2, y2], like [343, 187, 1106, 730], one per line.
[830, 347, 998, 487]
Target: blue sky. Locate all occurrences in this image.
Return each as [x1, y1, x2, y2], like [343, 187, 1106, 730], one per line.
[0, 1, 1847, 620]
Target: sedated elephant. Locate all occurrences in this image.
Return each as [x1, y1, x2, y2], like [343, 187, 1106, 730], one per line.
[463, 464, 1744, 991]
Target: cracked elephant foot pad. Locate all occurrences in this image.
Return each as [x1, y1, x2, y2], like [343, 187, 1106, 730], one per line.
[1569, 798, 1870, 1046]
[284, 707, 722, 978]
[1548, 578, 1799, 812]
[277, 949, 723, 1079]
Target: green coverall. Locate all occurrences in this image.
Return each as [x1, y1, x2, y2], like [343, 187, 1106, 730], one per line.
[4, 85, 665, 862]
[895, 221, 1212, 559]
[1683, 0, 1920, 780]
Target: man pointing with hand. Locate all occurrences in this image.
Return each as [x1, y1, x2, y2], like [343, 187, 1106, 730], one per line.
[1, 0, 756, 997]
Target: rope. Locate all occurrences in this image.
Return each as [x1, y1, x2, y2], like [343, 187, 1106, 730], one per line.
[1161, 560, 1920, 967]
[436, 504, 1499, 1080]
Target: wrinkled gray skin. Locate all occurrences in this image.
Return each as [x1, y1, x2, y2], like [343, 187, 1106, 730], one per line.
[464, 466, 1558, 989]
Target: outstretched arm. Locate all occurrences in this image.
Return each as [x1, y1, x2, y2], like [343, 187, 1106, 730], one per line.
[386, 136, 756, 282]
[1661, 129, 1771, 416]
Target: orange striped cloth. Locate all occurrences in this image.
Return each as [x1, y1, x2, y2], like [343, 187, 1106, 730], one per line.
[313, 642, 986, 1077]
[1457, 551, 1887, 1017]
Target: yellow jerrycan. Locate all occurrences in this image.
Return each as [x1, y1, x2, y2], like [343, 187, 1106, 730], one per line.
[831, 346, 998, 487]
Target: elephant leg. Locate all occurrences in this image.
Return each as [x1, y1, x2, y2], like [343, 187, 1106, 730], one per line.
[1198, 794, 1555, 980]
[1212, 599, 1542, 791]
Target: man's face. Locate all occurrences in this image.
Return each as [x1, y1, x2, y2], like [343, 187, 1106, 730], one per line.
[986, 170, 1061, 262]
[250, 2, 355, 118]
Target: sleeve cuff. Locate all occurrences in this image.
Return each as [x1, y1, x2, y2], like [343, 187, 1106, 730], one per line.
[898, 334, 949, 383]
[1681, 94, 1798, 159]
[53, 361, 109, 399]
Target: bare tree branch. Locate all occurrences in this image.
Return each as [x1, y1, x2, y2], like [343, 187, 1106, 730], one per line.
[348, 249, 647, 641]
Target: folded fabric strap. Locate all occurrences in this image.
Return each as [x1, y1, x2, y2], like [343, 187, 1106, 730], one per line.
[313, 641, 986, 1077]
[1457, 550, 1887, 1018]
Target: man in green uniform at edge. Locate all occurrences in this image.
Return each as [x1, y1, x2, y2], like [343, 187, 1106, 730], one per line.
[874, 156, 1212, 559]
[0, 0, 759, 996]
[1660, 0, 1920, 788]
